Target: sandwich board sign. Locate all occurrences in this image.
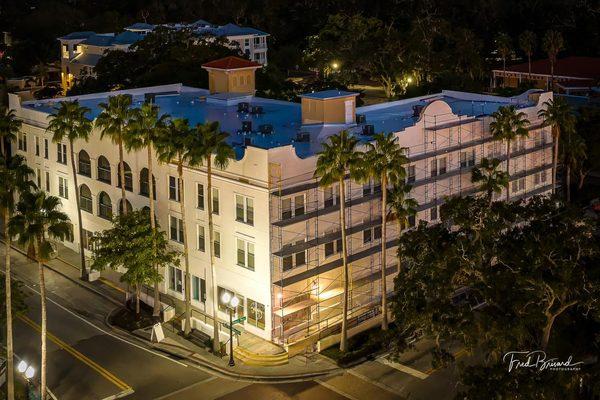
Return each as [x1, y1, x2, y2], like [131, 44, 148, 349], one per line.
[151, 323, 165, 343]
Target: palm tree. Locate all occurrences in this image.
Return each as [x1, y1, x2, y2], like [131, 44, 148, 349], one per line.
[32, 62, 49, 87]
[362, 132, 407, 330]
[195, 121, 234, 353]
[0, 155, 34, 400]
[538, 97, 575, 194]
[471, 157, 509, 205]
[542, 30, 565, 90]
[96, 94, 133, 214]
[125, 103, 169, 317]
[47, 101, 92, 280]
[0, 107, 22, 158]
[314, 130, 363, 352]
[518, 31, 536, 78]
[155, 118, 201, 336]
[495, 33, 512, 87]
[489, 105, 530, 200]
[388, 183, 417, 276]
[10, 191, 71, 400]
[561, 130, 586, 202]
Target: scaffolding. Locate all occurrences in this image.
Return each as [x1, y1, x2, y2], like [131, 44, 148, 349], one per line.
[268, 102, 554, 348]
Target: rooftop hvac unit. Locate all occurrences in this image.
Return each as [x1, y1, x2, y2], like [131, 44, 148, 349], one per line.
[250, 105, 264, 115]
[412, 105, 425, 118]
[237, 102, 250, 113]
[241, 121, 252, 133]
[362, 124, 375, 136]
[356, 114, 366, 124]
[296, 132, 310, 142]
[259, 124, 273, 134]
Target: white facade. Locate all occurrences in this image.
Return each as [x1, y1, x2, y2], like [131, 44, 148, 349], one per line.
[9, 86, 554, 349]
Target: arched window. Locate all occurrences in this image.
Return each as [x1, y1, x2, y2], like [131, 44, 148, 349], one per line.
[139, 168, 156, 200]
[117, 162, 133, 192]
[98, 191, 112, 220]
[78, 150, 91, 177]
[79, 184, 93, 213]
[119, 198, 133, 215]
[97, 156, 111, 184]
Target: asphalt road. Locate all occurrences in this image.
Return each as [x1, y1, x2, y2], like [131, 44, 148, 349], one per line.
[7, 241, 468, 400]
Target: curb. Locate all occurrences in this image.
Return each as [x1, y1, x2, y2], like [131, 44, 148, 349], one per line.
[2, 239, 123, 308]
[104, 308, 342, 383]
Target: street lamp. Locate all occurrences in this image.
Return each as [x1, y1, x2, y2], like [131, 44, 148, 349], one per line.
[17, 360, 35, 380]
[221, 292, 239, 367]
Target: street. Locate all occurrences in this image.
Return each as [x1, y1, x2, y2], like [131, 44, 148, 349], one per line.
[6, 243, 467, 400]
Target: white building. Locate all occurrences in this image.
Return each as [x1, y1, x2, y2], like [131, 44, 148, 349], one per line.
[9, 58, 554, 354]
[59, 20, 269, 92]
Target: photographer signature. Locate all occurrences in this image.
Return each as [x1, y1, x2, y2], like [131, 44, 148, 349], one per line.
[503, 350, 584, 372]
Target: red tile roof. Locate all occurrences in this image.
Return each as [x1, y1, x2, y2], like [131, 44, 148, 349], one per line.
[201, 56, 262, 70]
[503, 56, 600, 80]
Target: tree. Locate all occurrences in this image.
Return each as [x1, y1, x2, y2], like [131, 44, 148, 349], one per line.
[362, 132, 408, 330]
[495, 33, 512, 87]
[46, 101, 92, 280]
[518, 30, 536, 78]
[575, 106, 600, 190]
[90, 210, 179, 316]
[0, 107, 22, 158]
[0, 155, 34, 400]
[471, 157, 509, 205]
[10, 191, 72, 400]
[542, 30, 565, 90]
[155, 118, 201, 336]
[489, 105, 529, 200]
[387, 183, 417, 276]
[314, 130, 363, 352]
[561, 130, 586, 202]
[96, 94, 133, 214]
[538, 97, 575, 194]
[195, 121, 234, 354]
[125, 102, 169, 317]
[32, 62, 49, 87]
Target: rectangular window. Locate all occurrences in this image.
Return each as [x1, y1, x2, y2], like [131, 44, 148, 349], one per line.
[430, 159, 438, 177]
[57, 143, 67, 164]
[36, 168, 41, 189]
[236, 238, 255, 271]
[281, 198, 292, 219]
[439, 157, 447, 174]
[170, 216, 184, 243]
[407, 165, 416, 183]
[247, 299, 265, 329]
[35, 136, 40, 156]
[218, 287, 244, 317]
[82, 229, 95, 251]
[281, 195, 304, 220]
[283, 240, 306, 271]
[212, 188, 219, 214]
[213, 231, 221, 258]
[363, 227, 372, 244]
[294, 195, 304, 216]
[192, 276, 206, 302]
[519, 177, 525, 191]
[17, 133, 27, 152]
[197, 183, 205, 209]
[408, 214, 416, 227]
[460, 152, 467, 168]
[197, 225, 205, 252]
[235, 194, 254, 225]
[324, 185, 339, 207]
[44, 139, 49, 159]
[541, 170, 547, 183]
[430, 206, 438, 221]
[45, 171, 50, 192]
[468, 150, 475, 167]
[512, 180, 518, 193]
[169, 266, 183, 293]
[168, 176, 180, 202]
[58, 176, 68, 199]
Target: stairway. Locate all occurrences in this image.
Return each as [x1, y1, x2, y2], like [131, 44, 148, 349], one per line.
[233, 346, 289, 366]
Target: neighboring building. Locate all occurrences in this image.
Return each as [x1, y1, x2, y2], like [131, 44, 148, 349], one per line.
[492, 56, 600, 96]
[58, 20, 269, 93]
[10, 56, 554, 354]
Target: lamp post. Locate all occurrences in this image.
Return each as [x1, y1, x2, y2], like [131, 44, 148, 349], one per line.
[221, 292, 239, 367]
[17, 360, 37, 398]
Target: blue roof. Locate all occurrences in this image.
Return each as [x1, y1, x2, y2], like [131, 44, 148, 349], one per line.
[113, 31, 144, 45]
[71, 53, 103, 66]
[58, 31, 96, 40]
[23, 87, 535, 160]
[300, 90, 359, 100]
[126, 22, 155, 30]
[212, 23, 268, 37]
[82, 34, 115, 47]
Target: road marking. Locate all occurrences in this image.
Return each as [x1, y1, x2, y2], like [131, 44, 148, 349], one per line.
[316, 379, 361, 400]
[11, 270, 188, 367]
[425, 348, 468, 375]
[376, 357, 429, 380]
[98, 277, 127, 294]
[18, 314, 132, 392]
[346, 369, 402, 396]
[153, 376, 218, 400]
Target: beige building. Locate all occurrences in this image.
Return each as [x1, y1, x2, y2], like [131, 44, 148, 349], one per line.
[10, 59, 554, 354]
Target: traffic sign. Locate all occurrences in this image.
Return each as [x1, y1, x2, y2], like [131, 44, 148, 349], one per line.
[232, 316, 247, 324]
